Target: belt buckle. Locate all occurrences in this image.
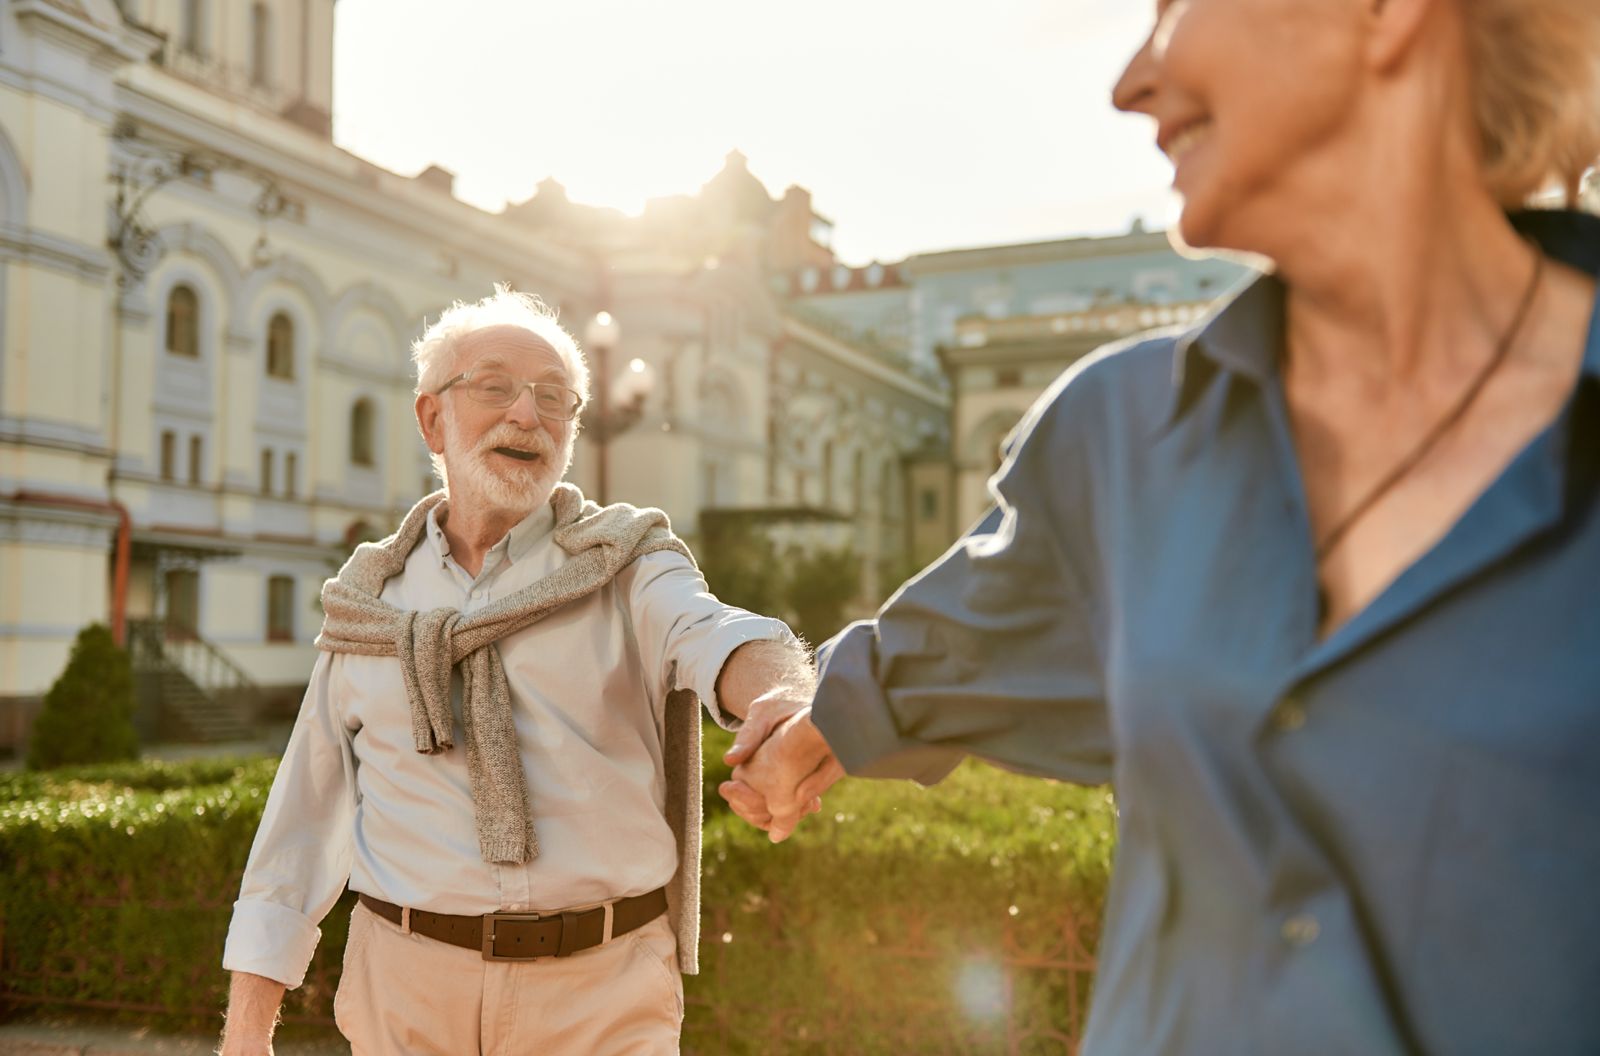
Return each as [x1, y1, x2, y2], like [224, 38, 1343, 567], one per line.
[481, 911, 542, 962]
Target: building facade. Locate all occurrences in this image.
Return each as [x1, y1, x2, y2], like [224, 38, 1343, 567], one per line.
[0, 1, 950, 750]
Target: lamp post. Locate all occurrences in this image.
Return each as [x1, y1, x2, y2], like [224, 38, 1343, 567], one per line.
[583, 311, 655, 506]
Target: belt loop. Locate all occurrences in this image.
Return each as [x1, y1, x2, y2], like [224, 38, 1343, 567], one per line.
[400, 906, 412, 935]
[602, 901, 615, 944]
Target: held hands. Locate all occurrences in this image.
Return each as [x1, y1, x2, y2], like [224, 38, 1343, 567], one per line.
[718, 691, 846, 843]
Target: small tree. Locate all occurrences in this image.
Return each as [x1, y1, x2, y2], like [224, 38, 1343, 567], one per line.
[785, 546, 862, 647]
[27, 623, 139, 770]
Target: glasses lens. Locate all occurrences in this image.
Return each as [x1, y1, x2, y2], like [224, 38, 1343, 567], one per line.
[533, 384, 581, 420]
[465, 372, 518, 407]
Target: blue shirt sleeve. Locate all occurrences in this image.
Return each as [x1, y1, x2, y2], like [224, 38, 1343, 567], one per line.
[811, 369, 1111, 786]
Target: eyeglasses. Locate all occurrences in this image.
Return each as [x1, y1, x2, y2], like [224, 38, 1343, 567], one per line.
[435, 370, 584, 420]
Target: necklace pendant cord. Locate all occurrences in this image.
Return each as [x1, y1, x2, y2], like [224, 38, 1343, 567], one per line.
[1313, 242, 1547, 563]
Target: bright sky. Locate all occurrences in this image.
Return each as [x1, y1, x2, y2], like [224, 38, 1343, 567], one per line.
[331, 1, 1176, 265]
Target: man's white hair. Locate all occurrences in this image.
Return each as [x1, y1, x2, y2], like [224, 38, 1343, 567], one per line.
[412, 284, 590, 401]
[412, 284, 589, 487]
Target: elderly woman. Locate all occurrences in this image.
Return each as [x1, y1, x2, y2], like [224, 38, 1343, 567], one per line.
[722, 0, 1600, 1052]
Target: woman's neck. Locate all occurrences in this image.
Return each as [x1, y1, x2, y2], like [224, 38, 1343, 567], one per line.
[1280, 186, 1539, 389]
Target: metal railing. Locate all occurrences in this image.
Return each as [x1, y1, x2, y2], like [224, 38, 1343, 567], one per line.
[126, 617, 260, 705]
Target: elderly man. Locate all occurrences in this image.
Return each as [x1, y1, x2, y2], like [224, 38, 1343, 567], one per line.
[219, 287, 811, 1055]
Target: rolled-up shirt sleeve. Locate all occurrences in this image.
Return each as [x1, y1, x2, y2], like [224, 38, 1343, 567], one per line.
[626, 550, 798, 730]
[222, 651, 358, 988]
[812, 368, 1111, 787]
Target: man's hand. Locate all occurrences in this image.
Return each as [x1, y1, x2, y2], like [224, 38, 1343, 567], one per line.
[721, 705, 845, 843]
[216, 970, 285, 1056]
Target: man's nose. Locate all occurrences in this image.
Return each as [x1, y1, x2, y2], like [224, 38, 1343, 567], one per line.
[503, 385, 539, 429]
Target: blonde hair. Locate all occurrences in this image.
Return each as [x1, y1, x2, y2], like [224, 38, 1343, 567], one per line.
[411, 284, 589, 401]
[1462, 0, 1600, 205]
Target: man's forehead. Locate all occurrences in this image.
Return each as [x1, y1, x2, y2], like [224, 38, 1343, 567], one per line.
[455, 324, 570, 379]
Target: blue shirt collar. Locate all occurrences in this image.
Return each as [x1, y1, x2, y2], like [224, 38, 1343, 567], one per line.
[1165, 209, 1600, 426]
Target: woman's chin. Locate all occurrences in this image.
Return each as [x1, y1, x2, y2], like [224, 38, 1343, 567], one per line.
[1173, 195, 1225, 254]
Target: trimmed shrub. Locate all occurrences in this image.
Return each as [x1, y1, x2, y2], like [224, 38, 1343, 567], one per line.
[26, 624, 138, 771]
[1, 728, 1115, 1052]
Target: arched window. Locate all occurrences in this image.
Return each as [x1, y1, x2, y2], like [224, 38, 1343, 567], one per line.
[250, 3, 272, 87]
[166, 285, 199, 357]
[350, 399, 375, 467]
[265, 311, 295, 379]
[181, 0, 205, 56]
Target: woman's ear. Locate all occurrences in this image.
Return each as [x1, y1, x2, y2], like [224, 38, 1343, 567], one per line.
[1365, 0, 1440, 73]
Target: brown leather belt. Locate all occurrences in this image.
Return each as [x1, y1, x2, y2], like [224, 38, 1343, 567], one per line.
[357, 888, 667, 962]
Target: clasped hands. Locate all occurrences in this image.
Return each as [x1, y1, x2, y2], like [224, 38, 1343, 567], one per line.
[718, 689, 846, 842]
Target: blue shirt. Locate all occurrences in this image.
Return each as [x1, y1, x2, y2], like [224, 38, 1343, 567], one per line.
[812, 210, 1600, 1055]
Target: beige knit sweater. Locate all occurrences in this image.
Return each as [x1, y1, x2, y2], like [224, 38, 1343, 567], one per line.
[315, 483, 710, 973]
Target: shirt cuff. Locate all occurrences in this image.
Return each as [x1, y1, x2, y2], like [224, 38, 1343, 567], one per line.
[812, 621, 964, 785]
[222, 898, 324, 989]
[687, 614, 799, 731]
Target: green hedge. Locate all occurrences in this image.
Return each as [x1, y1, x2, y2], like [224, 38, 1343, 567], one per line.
[2, 732, 1115, 1052]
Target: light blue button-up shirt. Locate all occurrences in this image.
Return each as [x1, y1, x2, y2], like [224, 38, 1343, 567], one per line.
[813, 210, 1600, 1055]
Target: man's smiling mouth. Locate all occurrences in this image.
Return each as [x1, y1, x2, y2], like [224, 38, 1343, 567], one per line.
[494, 447, 541, 462]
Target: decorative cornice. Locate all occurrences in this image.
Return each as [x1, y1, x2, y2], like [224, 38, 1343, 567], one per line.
[0, 223, 113, 279]
[781, 315, 949, 408]
[0, 416, 111, 454]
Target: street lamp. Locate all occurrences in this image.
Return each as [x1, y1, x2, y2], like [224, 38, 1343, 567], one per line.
[583, 311, 655, 505]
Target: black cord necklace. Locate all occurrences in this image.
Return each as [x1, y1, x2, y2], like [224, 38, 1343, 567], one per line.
[1313, 242, 1546, 563]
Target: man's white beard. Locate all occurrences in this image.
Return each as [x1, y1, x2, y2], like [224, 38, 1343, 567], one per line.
[441, 414, 573, 518]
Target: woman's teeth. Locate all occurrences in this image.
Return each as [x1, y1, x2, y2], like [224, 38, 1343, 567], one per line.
[1167, 120, 1213, 163]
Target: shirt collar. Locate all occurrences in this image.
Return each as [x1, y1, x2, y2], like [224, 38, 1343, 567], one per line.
[1512, 209, 1600, 382]
[1163, 208, 1600, 427]
[425, 497, 557, 573]
[1163, 269, 1282, 427]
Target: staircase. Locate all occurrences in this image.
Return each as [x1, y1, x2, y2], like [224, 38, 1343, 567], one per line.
[127, 619, 259, 743]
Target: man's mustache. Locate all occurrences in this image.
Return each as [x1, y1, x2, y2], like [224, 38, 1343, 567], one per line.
[475, 426, 557, 461]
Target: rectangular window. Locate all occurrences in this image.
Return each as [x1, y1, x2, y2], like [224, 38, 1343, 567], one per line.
[284, 452, 297, 499]
[260, 448, 273, 496]
[160, 431, 177, 481]
[250, 3, 271, 87]
[920, 488, 939, 522]
[188, 436, 203, 486]
[164, 568, 199, 639]
[266, 575, 294, 642]
[181, 0, 205, 56]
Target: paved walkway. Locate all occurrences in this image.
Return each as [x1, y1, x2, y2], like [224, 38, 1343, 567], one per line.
[0, 1020, 345, 1055]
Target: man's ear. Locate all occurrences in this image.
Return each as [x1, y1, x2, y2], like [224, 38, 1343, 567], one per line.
[416, 392, 445, 455]
[1366, 0, 1439, 73]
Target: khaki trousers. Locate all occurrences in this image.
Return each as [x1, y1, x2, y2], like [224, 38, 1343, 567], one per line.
[333, 901, 683, 1055]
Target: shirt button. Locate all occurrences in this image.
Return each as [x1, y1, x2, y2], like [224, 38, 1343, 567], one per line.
[1281, 913, 1321, 948]
[1269, 697, 1307, 734]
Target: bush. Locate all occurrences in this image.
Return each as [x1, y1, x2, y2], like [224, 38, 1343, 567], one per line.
[700, 518, 865, 646]
[26, 624, 138, 771]
[1, 728, 1115, 1051]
